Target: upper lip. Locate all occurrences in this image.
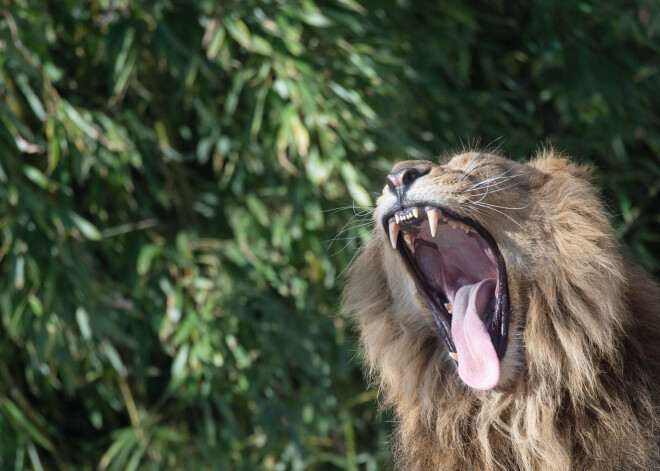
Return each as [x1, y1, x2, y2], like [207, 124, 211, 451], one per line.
[381, 204, 510, 359]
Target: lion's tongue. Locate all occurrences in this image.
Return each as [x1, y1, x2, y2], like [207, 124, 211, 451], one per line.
[451, 279, 500, 390]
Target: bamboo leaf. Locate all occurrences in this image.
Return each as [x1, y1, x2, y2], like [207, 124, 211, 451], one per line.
[22, 165, 49, 189]
[224, 17, 252, 50]
[136, 244, 162, 275]
[69, 212, 103, 241]
[1, 399, 53, 451]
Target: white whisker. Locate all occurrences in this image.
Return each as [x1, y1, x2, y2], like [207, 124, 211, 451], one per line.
[467, 180, 531, 202]
[472, 200, 531, 211]
[335, 226, 379, 278]
[466, 167, 518, 191]
[458, 154, 486, 182]
[467, 201, 525, 229]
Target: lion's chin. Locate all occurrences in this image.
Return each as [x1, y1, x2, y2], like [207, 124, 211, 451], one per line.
[384, 205, 510, 390]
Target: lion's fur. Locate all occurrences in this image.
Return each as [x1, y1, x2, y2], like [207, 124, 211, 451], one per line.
[343, 150, 660, 470]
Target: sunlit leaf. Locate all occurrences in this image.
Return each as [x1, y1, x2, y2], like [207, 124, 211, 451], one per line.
[22, 165, 49, 189]
[69, 213, 102, 241]
[76, 307, 93, 340]
[224, 17, 252, 50]
[136, 244, 162, 275]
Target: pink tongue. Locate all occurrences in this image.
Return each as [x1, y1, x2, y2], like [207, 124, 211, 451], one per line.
[451, 279, 500, 390]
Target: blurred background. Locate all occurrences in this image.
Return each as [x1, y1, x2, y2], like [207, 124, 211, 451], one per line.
[1, 1, 659, 469]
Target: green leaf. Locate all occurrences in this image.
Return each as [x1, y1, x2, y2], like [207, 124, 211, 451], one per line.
[76, 307, 93, 340]
[22, 165, 49, 189]
[171, 343, 190, 379]
[15, 74, 47, 121]
[46, 116, 61, 173]
[206, 27, 226, 60]
[59, 101, 99, 140]
[14, 256, 25, 290]
[136, 244, 162, 275]
[69, 212, 102, 241]
[101, 341, 127, 377]
[252, 36, 273, 56]
[291, 113, 310, 157]
[224, 17, 252, 50]
[246, 194, 270, 227]
[28, 295, 43, 317]
[1, 398, 53, 451]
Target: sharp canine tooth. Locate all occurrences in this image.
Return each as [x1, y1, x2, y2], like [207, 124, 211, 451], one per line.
[444, 302, 453, 314]
[389, 221, 400, 249]
[403, 234, 414, 253]
[395, 214, 400, 224]
[412, 208, 419, 218]
[449, 352, 458, 362]
[427, 208, 439, 237]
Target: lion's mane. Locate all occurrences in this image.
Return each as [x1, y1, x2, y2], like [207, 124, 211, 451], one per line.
[343, 150, 660, 470]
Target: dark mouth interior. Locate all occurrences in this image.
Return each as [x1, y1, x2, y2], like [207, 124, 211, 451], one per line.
[385, 206, 509, 359]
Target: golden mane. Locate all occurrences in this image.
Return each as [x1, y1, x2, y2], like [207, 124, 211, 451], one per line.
[343, 150, 660, 470]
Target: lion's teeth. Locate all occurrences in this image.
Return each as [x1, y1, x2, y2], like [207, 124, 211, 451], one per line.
[412, 207, 419, 218]
[403, 234, 414, 253]
[444, 302, 453, 314]
[458, 222, 474, 233]
[395, 214, 400, 224]
[446, 220, 474, 234]
[389, 221, 400, 249]
[427, 208, 439, 237]
[449, 352, 458, 362]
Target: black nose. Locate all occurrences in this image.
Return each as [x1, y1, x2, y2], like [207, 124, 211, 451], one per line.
[386, 166, 428, 191]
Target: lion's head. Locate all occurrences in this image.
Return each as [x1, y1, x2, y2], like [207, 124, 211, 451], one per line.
[343, 150, 660, 470]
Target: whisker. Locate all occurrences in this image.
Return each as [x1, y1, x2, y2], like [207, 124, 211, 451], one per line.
[327, 234, 365, 257]
[335, 226, 380, 278]
[307, 202, 373, 215]
[483, 136, 505, 155]
[328, 217, 375, 248]
[466, 171, 534, 193]
[463, 203, 487, 226]
[467, 201, 525, 229]
[466, 167, 519, 191]
[458, 154, 486, 182]
[326, 222, 376, 257]
[467, 180, 531, 201]
[471, 200, 531, 211]
[472, 169, 534, 190]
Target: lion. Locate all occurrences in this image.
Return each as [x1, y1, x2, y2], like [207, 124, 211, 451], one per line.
[342, 150, 660, 470]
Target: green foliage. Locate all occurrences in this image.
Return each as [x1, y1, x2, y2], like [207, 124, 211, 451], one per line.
[0, 0, 658, 469]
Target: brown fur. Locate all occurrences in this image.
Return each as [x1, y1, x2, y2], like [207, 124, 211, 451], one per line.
[343, 150, 660, 470]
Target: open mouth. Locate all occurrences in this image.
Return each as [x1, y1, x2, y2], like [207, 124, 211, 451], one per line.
[384, 205, 510, 390]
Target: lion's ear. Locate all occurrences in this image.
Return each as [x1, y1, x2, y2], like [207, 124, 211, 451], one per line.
[531, 150, 594, 182]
